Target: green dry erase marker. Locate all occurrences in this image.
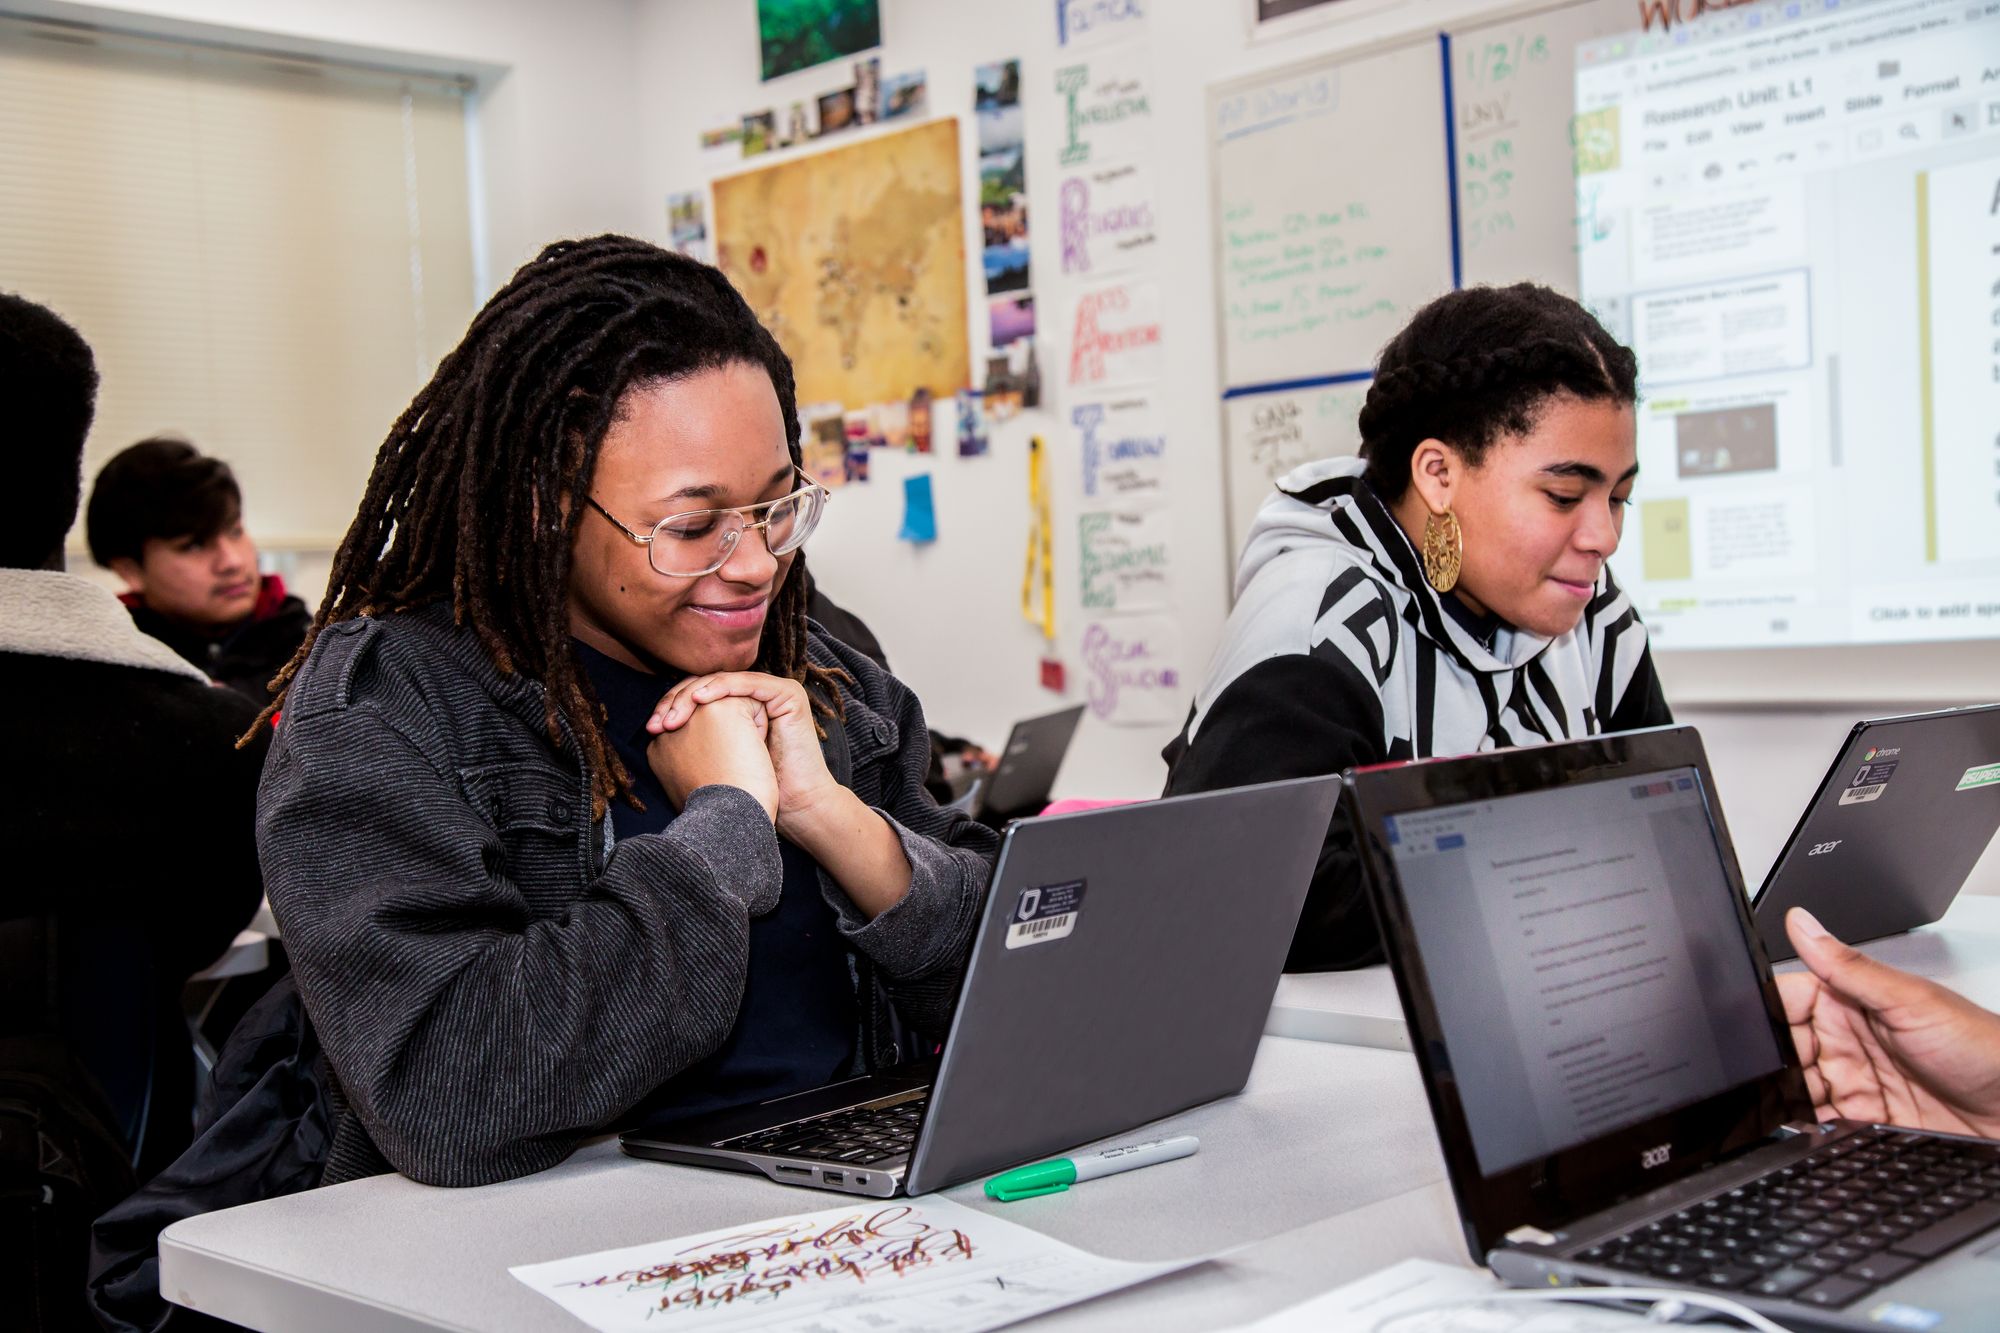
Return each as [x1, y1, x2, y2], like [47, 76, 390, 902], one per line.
[984, 1135, 1199, 1201]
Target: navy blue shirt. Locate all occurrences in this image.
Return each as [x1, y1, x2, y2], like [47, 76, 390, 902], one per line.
[575, 641, 859, 1124]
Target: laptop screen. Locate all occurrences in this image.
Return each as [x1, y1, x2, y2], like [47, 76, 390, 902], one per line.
[1382, 765, 1785, 1178]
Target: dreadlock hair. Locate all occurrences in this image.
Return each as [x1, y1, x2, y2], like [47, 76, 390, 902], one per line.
[1357, 283, 1638, 502]
[249, 234, 843, 815]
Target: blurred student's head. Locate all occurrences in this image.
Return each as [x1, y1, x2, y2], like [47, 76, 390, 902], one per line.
[2, 292, 99, 571]
[1358, 283, 1641, 638]
[87, 438, 261, 626]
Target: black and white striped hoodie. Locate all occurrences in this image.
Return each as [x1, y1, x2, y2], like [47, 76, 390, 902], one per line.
[1163, 456, 1669, 971]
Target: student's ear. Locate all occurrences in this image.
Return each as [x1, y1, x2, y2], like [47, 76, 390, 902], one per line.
[1407, 439, 1461, 516]
[107, 556, 147, 596]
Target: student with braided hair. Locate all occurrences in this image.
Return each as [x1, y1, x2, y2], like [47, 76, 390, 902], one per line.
[244, 235, 998, 1188]
[1164, 283, 1670, 971]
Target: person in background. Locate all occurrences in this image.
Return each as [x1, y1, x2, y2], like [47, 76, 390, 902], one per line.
[1163, 283, 1670, 972]
[85, 437, 310, 704]
[245, 236, 997, 1189]
[1779, 907, 2000, 1139]
[802, 570, 997, 803]
[1, 293, 265, 1323]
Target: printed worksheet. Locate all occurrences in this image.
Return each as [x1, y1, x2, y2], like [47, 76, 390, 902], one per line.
[510, 1196, 1195, 1331]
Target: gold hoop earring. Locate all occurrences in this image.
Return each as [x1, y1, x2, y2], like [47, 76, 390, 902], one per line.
[1421, 509, 1462, 592]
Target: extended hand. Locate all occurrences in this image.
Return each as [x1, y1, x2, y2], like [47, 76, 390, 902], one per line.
[650, 672, 838, 834]
[645, 693, 778, 822]
[1778, 907, 2000, 1137]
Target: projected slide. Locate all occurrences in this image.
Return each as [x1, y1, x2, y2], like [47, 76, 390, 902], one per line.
[1574, 0, 2000, 649]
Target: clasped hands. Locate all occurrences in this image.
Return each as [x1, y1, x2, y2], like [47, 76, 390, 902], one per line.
[644, 671, 915, 919]
[643, 672, 832, 833]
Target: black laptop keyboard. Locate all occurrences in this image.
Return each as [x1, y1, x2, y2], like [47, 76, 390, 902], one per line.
[1580, 1128, 2000, 1310]
[713, 1093, 929, 1165]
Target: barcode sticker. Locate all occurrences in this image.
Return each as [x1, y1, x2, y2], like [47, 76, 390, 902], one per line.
[1839, 783, 1886, 805]
[1006, 879, 1087, 950]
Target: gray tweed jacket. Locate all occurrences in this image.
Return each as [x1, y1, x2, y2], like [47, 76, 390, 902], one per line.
[257, 602, 998, 1188]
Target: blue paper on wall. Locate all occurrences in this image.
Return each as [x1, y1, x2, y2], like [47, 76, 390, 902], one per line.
[899, 473, 938, 543]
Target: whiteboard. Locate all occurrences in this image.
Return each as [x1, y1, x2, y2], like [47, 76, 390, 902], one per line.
[1222, 379, 1368, 565]
[1448, 0, 1637, 295]
[1209, 37, 1457, 392]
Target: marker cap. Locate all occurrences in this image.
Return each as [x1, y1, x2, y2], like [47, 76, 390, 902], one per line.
[983, 1158, 1077, 1201]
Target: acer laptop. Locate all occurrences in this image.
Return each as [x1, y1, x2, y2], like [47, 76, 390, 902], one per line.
[1752, 703, 2000, 963]
[620, 774, 1341, 1198]
[1346, 726, 2000, 1332]
[962, 703, 1087, 826]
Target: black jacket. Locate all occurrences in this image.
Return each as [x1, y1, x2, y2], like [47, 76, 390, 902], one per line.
[0, 571, 266, 1176]
[258, 603, 998, 1188]
[126, 573, 310, 705]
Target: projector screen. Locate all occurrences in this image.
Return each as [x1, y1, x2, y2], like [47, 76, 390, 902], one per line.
[1574, 0, 2000, 656]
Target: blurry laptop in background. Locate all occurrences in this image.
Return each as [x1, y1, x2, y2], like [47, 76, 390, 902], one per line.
[951, 703, 1086, 828]
[1752, 703, 2000, 962]
[1345, 726, 2000, 1332]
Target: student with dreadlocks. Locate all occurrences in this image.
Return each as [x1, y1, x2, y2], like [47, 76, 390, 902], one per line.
[246, 235, 999, 1189]
[1163, 283, 1671, 972]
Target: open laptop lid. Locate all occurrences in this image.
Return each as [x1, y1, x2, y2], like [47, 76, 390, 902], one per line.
[904, 773, 1342, 1195]
[976, 704, 1087, 820]
[1753, 703, 2000, 963]
[1344, 727, 1812, 1260]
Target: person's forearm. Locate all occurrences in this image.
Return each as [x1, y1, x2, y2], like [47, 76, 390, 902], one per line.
[780, 786, 913, 919]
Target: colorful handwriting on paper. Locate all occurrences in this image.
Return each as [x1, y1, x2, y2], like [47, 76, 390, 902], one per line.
[1073, 397, 1167, 500]
[560, 1206, 974, 1317]
[1058, 161, 1159, 277]
[1080, 617, 1181, 726]
[1079, 509, 1171, 612]
[1054, 48, 1153, 166]
[1067, 280, 1165, 388]
[1055, 0, 1146, 47]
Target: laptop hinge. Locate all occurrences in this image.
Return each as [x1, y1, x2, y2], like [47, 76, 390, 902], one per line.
[1776, 1120, 1823, 1139]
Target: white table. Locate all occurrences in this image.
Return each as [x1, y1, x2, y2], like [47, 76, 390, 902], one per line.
[160, 1036, 1452, 1331]
[1266, 892, 2000, 1053]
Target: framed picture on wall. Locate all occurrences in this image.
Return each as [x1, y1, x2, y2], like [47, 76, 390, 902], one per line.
[1247, 0, 1406, 42]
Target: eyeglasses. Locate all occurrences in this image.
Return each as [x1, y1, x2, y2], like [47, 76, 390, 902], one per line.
[587, 467, 828, 577]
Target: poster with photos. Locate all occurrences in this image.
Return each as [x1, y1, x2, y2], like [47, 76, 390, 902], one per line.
[976, 59, 1029, 296]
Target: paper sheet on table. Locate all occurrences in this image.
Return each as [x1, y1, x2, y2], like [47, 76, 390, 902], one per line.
[1231, 1258, 1648, 1331]
[510, 1195, 1195, 1332]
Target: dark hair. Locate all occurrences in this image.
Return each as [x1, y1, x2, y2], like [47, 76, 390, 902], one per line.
[2, 292, 100, 569]
[1357, 283, 1638, 501]
[252, 234, 837, 815]
[85, 437, 243, 566]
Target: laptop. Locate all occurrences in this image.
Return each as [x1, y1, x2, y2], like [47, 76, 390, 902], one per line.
[620, 774, 1341, 1198]
[1346, 726, 2000, 1331]
[962, 703, 1087, 826]
[1753, 703, 2000, 962]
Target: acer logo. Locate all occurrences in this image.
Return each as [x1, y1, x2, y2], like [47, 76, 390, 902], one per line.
[1642, 1144, 1672, 1169]
[1808, 840, 1843, 857]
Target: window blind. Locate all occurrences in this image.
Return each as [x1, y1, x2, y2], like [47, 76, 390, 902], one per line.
[0, 17, 477, 548]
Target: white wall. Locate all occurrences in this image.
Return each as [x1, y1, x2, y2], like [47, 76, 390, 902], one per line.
[633, 0, 1997, 894]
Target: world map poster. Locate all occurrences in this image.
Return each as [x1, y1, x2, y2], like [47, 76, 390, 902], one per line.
[712, 118, 969, 411]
